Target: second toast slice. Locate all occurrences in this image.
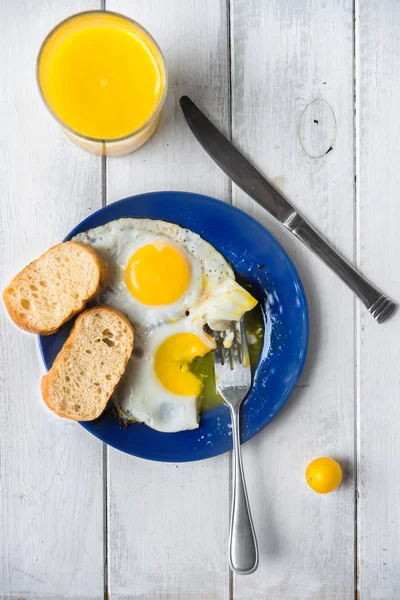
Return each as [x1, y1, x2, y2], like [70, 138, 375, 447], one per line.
[41, 307, 134, 421]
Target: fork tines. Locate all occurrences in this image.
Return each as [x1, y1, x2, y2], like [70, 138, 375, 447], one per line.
[213, 318, 250, 370]
[212, 318, 252, 402]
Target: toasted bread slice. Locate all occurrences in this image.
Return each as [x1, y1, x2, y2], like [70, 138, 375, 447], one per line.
[3, 241, 109, 335]
[41, 307, 134, 421]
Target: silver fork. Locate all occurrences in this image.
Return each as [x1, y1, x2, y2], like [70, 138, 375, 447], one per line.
[213, 319, 259, 575]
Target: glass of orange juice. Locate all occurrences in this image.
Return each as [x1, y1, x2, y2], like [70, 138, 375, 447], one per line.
[37, 11, 167, 156]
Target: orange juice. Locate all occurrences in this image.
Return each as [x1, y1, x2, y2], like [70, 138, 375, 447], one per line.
[37, 11, 167, 155]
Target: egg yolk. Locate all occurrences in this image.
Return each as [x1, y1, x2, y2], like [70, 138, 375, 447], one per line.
[125, 243, 191, 305]
[154, 333, 212, 396]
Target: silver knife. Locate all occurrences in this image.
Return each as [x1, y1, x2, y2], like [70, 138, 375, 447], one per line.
[180, 96, 396, 324]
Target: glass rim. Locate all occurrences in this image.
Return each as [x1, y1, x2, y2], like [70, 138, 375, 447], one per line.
[36, 9, 168, 144]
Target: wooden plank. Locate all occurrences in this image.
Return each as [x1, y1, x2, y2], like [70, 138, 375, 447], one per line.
[357, 1, 400, 598]
[0, 2, 104, 598]
[230, 1, 355, 598]
[106, 1, 231, 598]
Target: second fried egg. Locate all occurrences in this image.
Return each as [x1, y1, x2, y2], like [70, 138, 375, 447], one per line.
[114, 319, 216, 432]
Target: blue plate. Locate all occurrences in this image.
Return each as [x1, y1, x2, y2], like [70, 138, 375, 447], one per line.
[39, 191, 308, 462]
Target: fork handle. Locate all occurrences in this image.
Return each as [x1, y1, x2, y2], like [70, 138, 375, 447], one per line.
[229, 405, 259, 575]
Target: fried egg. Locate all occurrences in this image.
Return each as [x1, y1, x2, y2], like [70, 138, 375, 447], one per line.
[74, 218, 236, 331]
[73, 218, 258, 432]
[114, 320, 216, 432]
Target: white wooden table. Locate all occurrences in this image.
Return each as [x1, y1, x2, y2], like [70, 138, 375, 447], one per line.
[1, 1, 399, 598]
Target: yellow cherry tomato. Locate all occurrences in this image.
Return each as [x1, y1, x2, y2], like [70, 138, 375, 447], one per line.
[306, 457, 343, 494]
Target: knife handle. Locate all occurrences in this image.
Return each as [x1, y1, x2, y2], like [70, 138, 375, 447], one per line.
[286, 214, 396, 323]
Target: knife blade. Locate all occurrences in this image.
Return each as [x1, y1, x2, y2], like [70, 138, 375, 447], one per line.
[180, 95, 396, 324]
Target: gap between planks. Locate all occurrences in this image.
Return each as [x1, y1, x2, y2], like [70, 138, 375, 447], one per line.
[226, 0, 233, 598]
[354, 0, 360, 596]
[102, 152, 109, 599]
